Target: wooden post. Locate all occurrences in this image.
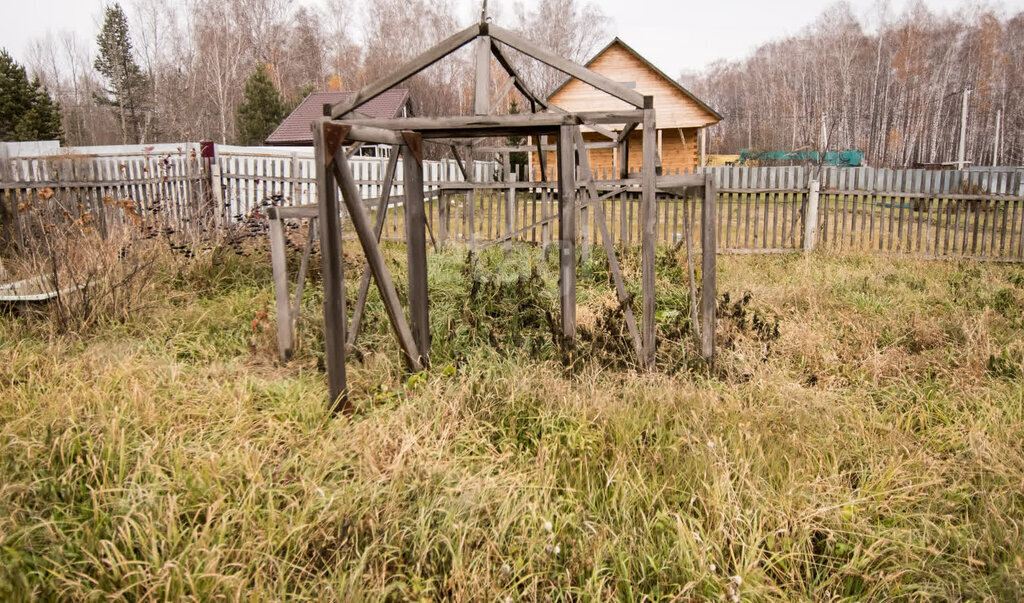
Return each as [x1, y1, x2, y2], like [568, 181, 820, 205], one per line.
[0, 143, 8, 280]
[804, 180, 820, 251]
[312, 121, 348, 412]
[701, 173, 717, 364]
[474, 28, 491, 115]
[289, 152, 300, 204]
[401, 133, 430, 366]
[579, 145, 590, 262]
[557, 125, 576, 354]
[268, 209, 294, 362]
[503, 152, 514, 252]
[618, 136, 629, 248]
[541, 187, 551, 258]
[437, 191, 449, 247]
[640, 99, 657, 368]
[699, 128, 707, 167]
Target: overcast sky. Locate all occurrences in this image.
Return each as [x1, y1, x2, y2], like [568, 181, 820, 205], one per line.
[2, 0, 1023, 77]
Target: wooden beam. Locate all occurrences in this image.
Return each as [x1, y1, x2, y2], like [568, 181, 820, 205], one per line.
[701, 172, 717, 363]
[640, 102, 657, 368]
[450, 145, 472, 182]
[489, 75, 517, 114]
[331, 23, 482, 118]
[536, 134, 548, 182]
[347, 147, 400, 347]
[575, 110, 646, 125]
[478, 140, 617, 153]
[617, 121, 639, 144]
[402, 133, 431, 365]
[336, 113, 576, 139]
[312, 120, 348, 412]
[268, 205, 319, 220]
[489, 40, 548, 110]
[339, 124, 405, 146]
[474, 34, 491, 115]
[489, 25, 646, 108]
[268, 212, 294, 362]
[332, 147, 423, 371]
[557, 125, 576, 355]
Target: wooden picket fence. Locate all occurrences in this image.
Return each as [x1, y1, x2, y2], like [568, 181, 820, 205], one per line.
[2, 143, 1023, 262]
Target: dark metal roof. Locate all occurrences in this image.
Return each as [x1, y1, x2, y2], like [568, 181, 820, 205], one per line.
[547, 38, 723, 122]
[264, 89, 411, 145]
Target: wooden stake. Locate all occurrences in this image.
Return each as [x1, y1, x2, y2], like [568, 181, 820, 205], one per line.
[268, 209, 294, 362]
[557, 125, 576, 354]
[701, 172, 717, 364]
[402, 132, 431, 366]
[312, 120, 348, 412]
[640, 101, 657, 368]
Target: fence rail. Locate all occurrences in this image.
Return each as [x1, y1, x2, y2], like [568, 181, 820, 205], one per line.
[2, 143, 1022, 262]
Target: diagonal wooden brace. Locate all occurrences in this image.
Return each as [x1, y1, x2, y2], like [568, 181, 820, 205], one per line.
[332, 148, 423, 371]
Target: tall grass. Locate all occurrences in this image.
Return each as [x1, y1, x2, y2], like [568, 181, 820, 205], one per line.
[1, 240, 1022, 600]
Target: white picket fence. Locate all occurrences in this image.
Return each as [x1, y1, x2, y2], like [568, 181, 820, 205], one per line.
[2, 142, 1023, 261]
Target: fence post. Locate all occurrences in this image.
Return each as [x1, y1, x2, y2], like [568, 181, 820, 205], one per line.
[0, 144, 8, 279]
[505, 166, 516, 253]
[700, 173, 717, 364]
[199, 141, 217, 227]
[804, 180, 820, 252]
[289, 152, 300, 205]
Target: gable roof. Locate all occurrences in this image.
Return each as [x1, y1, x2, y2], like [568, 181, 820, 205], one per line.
[265, 89, 411, 145]
[547, 38, 722, 123]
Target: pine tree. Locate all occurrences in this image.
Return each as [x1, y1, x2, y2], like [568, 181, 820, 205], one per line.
[0, 49, 63, 142]
[94, 3, 149, 143]
[235, 66, 287, 146]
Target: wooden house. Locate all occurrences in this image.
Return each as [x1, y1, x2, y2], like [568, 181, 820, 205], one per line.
[532, 38, 721, 176]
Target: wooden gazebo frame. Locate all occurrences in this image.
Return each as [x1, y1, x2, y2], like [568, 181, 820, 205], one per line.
[299, 16, 716, 412]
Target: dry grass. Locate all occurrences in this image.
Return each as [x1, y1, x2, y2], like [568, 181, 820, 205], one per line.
[1, 240, 1023, 600]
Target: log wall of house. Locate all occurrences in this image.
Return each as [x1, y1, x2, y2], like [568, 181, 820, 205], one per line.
[533, 127, 701, 176]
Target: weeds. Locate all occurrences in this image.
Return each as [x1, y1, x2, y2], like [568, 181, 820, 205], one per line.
[1, 246, 1023, 600]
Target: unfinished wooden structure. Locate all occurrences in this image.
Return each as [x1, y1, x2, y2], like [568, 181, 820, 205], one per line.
[266, 14, 717, 412]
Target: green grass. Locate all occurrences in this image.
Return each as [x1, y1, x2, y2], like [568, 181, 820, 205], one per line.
[2, 240, 1023, 600]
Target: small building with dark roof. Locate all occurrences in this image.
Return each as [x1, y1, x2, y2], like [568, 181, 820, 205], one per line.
[265, 89, 412, 152]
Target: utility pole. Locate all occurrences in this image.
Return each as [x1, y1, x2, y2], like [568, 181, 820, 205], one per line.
[993, 109, 1001, 167]
[957, 88, 970, 170]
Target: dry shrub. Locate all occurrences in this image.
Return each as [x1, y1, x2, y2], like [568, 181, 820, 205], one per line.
[5, 190, 171, 334]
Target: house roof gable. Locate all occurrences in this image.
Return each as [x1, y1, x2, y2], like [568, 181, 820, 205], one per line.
[547, 38, 722, 125]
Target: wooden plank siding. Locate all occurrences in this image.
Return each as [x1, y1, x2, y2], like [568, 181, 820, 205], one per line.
[532, 38, 720, 174]
[537, 128, 701, 175]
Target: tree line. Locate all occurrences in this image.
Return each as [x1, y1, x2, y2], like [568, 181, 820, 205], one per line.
[15, 0, 607, 148]
[8, 0, 1022, 170]
[685, 2, 1024, 168]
